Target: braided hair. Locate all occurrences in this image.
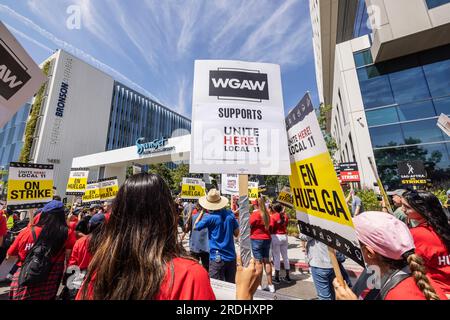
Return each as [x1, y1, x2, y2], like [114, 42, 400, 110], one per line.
[382, 251, 440, 300]
[403, 191, 450, 251]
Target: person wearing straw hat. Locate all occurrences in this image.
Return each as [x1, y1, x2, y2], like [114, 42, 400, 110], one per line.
[195, 189, 239, 283]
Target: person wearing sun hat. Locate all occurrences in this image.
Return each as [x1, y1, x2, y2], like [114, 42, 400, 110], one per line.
[333, 211, 447, 300]
[195, 189, 239, 283]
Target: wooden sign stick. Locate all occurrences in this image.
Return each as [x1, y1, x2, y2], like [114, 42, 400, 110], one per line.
[328, 247, 345, 286]
[238, 174, 251, 267]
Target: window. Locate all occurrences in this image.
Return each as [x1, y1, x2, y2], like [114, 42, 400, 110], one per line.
[426, 0, 450, 9]
[423, 59, 450, 98]
[434, 97, 450, 115]
[369, 124, 404, 148]
[359, 75, 395, 109]
[402, 119, 445, 144]
[397, 100, 436, 122]
[366, 107, 399, 127]
[354, 50, 373, 68]
[389, 67, 430, 105]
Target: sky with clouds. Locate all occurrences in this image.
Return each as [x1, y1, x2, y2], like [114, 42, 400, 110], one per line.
[0, 0, 319, 118]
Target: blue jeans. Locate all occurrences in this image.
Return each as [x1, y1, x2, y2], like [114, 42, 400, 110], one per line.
[251, 239, 271, 260]
[310, 267, 335, 300]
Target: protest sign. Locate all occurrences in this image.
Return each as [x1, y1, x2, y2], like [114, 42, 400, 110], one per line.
[6, 162, 53, 210]
[339, 162, 360, 183]
[277, 186, 293, 208]
[221, 174, 239, 195]
[82, 181, 101, 204]
[99, 177, 119, 201]
[248, 181, 259, 201]
[398, 160, 427, 187]
[190, 60, 291, 175]
[0, 22, 46, 128]
[286, 93, 364, 266]
[66, 168, 89, 196]
[180, 178, 206, 200]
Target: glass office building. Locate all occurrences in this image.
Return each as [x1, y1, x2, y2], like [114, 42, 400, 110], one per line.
[355, 44, 450, 188]
[106, 82, 191, 151]
[0, 103, 31, 171]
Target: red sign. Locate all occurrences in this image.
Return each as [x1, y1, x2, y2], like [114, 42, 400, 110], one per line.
[340, 171, 360, 182]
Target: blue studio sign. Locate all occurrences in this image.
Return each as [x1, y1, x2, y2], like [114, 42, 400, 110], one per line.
[136, 137, 168, 155]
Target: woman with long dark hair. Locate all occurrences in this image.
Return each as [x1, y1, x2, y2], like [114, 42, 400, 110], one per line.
[402, 190, 450, 298]
[76, 173, 215, 300]
[6, 200, 75, 300]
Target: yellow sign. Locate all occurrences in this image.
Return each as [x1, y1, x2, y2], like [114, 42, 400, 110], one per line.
[6, 162, 54, 210]
[290, 153, 352, 227]
[277, 186, 293, 208]
[248, 182, 259, 201]
[99, 178, 119, 201]
[66, 168, 89, 195]
[180, 178, 206, 200]
[82, 182, 101, 204]
[286, 93, 364, 267]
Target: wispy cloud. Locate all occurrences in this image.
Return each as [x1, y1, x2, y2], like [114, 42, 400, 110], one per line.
[0, 4, 162, 104]
[4, 23, 53, 53]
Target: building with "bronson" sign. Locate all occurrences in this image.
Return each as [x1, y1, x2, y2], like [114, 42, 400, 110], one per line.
[1, 49, 191, 197]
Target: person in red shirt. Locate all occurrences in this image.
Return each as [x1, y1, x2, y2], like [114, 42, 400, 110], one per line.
[333, 211, 446, 300]
[250, 197, 274, 293]
[0, 210, 8, 265]
[402, 191, 450, 299]
[76, 173, 215, 300]
[269, 203, 291, 284]
[6, 200, 75, 300]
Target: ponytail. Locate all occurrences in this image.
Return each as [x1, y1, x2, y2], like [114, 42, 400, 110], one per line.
[258, 197, 270, 230]
[273, 203, 285, 226]
[406, 254, 440, 300]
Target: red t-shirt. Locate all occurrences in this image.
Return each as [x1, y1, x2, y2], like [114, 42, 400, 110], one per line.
[250, 210, 271, 240]
[0, 214, 7, 238]
[68, 221, 78, 232]
[104, 212, 111, 222]
[69, 236, 92, 270]
[269, 212, 289, 235]
[410, 224, 450, 294]
[75, 257, 216, 300]
[385, 276, 448, 300]
[7, 226, 76, 266]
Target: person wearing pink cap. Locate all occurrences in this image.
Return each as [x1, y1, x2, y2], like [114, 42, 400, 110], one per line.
[333, 211, 447, 300]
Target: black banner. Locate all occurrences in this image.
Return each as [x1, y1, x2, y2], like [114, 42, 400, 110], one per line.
[0, 40, 31, 100]
[397, 160, 427, 185]
[297, 220, 365, 267]
[285, 93, 314, 131]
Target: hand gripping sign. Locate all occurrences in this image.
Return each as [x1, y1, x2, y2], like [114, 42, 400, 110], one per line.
[180, 178, 206, 200]
[82, 181, 101, 205]
[66, 168, 89, 196]
[286, 93, 364, 267]
[7, 162, 54, 210]
[99, 177, 119, 201]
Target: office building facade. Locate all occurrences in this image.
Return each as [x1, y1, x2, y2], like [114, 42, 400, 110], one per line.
[310, 0, 450, 189]
[3, 49, 190, 196]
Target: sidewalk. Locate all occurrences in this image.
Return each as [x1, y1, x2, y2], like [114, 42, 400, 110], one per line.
[181, 230, 364, 279]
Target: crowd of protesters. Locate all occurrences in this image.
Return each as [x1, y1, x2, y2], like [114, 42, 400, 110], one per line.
[0, 173, 449, 301]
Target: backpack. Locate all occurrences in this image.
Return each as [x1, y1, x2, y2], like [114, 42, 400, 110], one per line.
[18, 227, 53, 287]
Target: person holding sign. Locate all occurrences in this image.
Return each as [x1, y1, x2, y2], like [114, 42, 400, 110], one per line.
[77, 173, 215, 300]
[250, 197, 275, 293]
[195, 189, 239, 284]
[7, 200, 76, 300]
[333, 211, 446, 300]
[402, 191, 450, 298]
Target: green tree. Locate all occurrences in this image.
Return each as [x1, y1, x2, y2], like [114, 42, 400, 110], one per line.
[148, 164, 173, 190]
[318, 104, 338, 159]
[19, 61, 51, 163]
[171, 163, 189, 190]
